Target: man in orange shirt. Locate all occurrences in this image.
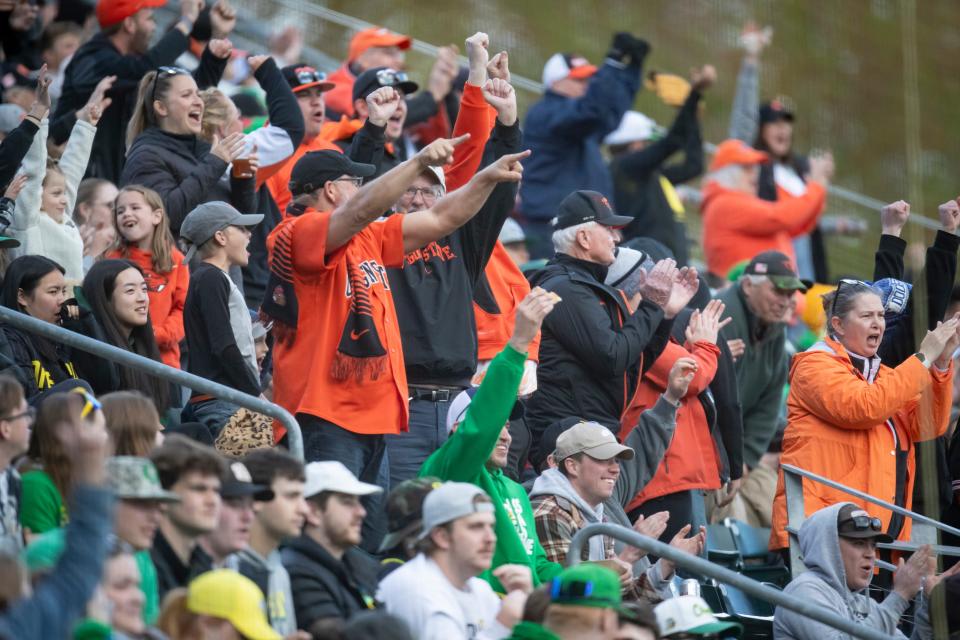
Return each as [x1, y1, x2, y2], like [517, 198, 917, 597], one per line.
[267, 131, 528, 551]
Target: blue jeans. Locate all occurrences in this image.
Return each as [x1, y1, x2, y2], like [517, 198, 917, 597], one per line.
[298, 414, 389, 555]
[180, 398, 238, 441]
[385, 397, 452, 490]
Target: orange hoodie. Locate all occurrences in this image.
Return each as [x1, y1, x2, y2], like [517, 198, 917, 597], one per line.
[769, 337, 952, 550]
[701, 179, 825, 279]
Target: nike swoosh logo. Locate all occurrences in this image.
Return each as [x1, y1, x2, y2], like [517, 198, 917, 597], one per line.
[350, 329, 370, 340]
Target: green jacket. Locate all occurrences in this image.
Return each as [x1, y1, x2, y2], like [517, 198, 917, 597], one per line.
[506, 621, 561, 640]
[419, 345, 562, 592]
[717, 284, 789, 468]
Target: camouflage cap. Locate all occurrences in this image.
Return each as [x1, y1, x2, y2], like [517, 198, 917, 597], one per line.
[106, 456, 181, 502]
[377, 476, 442, 553]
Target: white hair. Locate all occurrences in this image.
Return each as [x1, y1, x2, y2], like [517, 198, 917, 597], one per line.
[552, 221, 595, 253]
[706, 164, 748, 190]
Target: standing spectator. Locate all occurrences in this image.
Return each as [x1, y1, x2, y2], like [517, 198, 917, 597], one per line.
[37, 22, 82, 104]
[237, 447, 308, 637]
[519, 33, 649, 258]
[0, 256, 79, 397]
[377, 482, 530, 638]
[149, 434, 225, 599]
[283, 461, 383, 634]
[49, 0, 234, 183]
[101, 390, 163, 456]
[324, 26, 412, 120]
[607, 64, 714, 263]
[0, 374, 30, 551]
[0, 90, 47, 191]
[105, 456, 181, 626]
[178, 202, 262, 437]
[525, 190, 698, 452]
[73, 177, 118, 272]
[106, 184, 188, 370]
[770, 283, 958, 549]
[700, 138, 832, 283]
[199, 461, 271, 568]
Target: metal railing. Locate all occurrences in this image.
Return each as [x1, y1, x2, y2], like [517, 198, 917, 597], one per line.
[782, 463, 960, 575]
[568, 523, 894, 640]
[0, 307, 303, 460]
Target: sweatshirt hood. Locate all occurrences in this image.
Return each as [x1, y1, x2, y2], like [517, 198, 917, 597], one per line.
[530, 468, 603, 523]
[798, 502, 873, 614]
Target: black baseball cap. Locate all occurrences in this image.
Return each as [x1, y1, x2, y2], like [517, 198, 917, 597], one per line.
[552, 190, 632, 231]
[288, 150, 376, 197]
[221, 461, 273, 501]
[759, 98, 794, 124]
[837, 504, 893, 543]
[533, 416, 583, 472]
[281, 64, 335, 94]
[743, 250, 810, 292]
[378, 476, 442, 553]
[351, 66, 419, 102]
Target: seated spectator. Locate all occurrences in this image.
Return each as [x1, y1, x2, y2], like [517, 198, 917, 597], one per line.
[157, 569, 281, 640]
[101, 390, 164, 457]
[323, 26, 412, 120]
[773, 503, 960, 639]
[199, 460, 269, 569]
[771, 282, 958, 549]
[149, 434, 225, 599]
[106, 455, 180, 627]
[283, 461, 382, 634]
[654, 595, 741, 638]
[20, 386, 104, 538]
[0, 374, 30, 551]
[377, 476, 441, 576]
[0, 255, 79, 396]
[700, 138, 832, 283]
[617, 601, 660, 640]
[179, 202, 263, 438]
[377, 482, 530, 638]
[237, 447, 308, 637]
[335, 610, 415, 640]
[71, 259, 170, 412]
[105, 184, 188, 370]
[73, 177, 118, 272]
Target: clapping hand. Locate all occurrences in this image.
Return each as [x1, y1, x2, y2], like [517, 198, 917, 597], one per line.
[685, 299, 731, 345]
[663, 266, 700, 319]
[619, 511, 670, 564]
[658, 524, 706, 578]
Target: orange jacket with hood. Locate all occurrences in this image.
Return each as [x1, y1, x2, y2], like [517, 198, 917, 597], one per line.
[769, 336, 952, 549]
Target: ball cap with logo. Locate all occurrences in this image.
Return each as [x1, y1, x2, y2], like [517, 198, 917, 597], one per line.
[303, 461, 383, 499]
[106, 456, 181, 502]
[552, 190, 633, 231]
[542, 53, 598, 87]
[759, 98, 795, 125]
[836, 503, 893, 543]
[743, 250, 810, 293]
[654, 595, 742, 638]
[281, 64, 335, 94]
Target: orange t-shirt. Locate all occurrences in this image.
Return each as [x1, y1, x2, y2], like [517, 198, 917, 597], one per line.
[266, 135, 343, 216]
[268, 207, 409, 436]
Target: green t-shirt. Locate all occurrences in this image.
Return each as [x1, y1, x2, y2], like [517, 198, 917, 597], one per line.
[135, 550, 160, 624]
[19, 470, 66, 535]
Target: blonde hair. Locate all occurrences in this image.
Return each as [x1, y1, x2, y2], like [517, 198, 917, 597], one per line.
[42, 159, 63, 188]
[127, 70, 197, 148]
[111, 184, 177, 274]
[199, 88, 233, 143]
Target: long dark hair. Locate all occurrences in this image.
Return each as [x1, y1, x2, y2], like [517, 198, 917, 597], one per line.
[82, 260, 169, 412]
[0, 256, 68, 366]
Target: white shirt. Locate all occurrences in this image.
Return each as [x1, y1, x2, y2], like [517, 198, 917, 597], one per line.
[377, 554, 511, 640]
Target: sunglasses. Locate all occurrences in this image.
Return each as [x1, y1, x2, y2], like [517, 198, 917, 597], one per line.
[845, 514, 883, 532]
[295, 67, 328, 86]
[150, 66, 190, 105]
[375, 68, 411, 88]
[830, 278, 870, 319]
[71, 386, 102, 420]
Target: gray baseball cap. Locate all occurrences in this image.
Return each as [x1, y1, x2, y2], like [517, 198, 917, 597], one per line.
[106, 456, 181, 502]
[0, 104, 25, 134]
[417, 482, 494, 541]
[554, 421, 634, 462]
[179, 201, 263, 262]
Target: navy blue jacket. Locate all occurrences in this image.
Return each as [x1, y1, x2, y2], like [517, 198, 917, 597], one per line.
[519, 59, 641, 222]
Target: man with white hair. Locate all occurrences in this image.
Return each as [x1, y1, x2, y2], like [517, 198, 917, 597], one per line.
[525, 189, 699, 457]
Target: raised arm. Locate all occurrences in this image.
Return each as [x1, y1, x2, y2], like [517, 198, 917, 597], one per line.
[246, 56, 305, 187]
[727, 23, 771, 142]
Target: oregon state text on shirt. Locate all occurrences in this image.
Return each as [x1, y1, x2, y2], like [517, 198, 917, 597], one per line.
[404, 241, 458, 265]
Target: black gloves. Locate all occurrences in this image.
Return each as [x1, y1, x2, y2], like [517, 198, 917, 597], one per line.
[607, 32, 651, 67]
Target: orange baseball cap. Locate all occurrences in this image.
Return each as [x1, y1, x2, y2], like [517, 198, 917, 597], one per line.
[96, 0, 166, 28]
[709, 139, 769, 171]
[542, 53, 598, 87]
[347, 26, 412, 62]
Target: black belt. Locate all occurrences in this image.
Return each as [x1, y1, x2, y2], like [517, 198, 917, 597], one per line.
[408, 386, 465, 402]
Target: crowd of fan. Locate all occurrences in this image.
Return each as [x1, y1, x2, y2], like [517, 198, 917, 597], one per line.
[0, 1, 959, 639]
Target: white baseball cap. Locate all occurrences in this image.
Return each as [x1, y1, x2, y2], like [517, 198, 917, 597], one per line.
[604, 111, 665, 146]
[542, 53, 598, 87]
[654, 596, 742, 638]
[499, 218, 526, 245]
[303, 461, 383, 499]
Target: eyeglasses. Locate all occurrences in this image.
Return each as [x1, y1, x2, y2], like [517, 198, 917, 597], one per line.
[295, 67, 328, 86]
[334, 176, 364, 188]
[830, 278, 870, 319]
[402, 186, 443, 201]
[150, 66, 190, 105]
[1, 407, 35, 423]
[70, 386, 102, 420]
[376, 68, 411, 88]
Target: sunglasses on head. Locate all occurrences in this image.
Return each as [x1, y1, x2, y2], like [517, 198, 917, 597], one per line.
[846, 514, 883, 532]
[70, 386, 102, 420]
[295, 67, 327, 86]
[150, 66, 190, 105]
[550, 577, 596, 601]
[830, 278, 871, 319]
[375, 68, 410, 88]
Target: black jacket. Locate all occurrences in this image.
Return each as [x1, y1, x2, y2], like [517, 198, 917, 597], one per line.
[151, 530, 212, 601]
[0, 324, 77, 399]
[0, 118, 39, 192]
[50, 30, 225, 183]
[281, 535, 379, 634]
[612, 88, 704, 264]
[525, 253, 671, 456]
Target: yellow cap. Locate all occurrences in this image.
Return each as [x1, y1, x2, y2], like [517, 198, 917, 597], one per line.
[187, 570, 281, 640]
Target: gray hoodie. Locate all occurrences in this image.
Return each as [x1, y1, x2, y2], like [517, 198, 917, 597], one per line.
[531, 468, 608, 561]
[773, 502, 910, 639]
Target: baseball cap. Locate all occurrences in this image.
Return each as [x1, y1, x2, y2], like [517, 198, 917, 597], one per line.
[499, 218, 526, 245]
[187, 570, 281, 640]
[549, 563, 622, 609]
[534, 416, 583, 472]
[759, 98, 795, 125]
[604, 111, 665, 146]
[221, 461, 272, 501]
[837, 504, 893, 543]
[655, 595, 742, 638]
[0, 104, 25, 135]
[708, 139, 769, 172]
[743, 250, 810, 292]
[445, 387, 525, 434]
[378, 476, 442, 553]
[280, 64, 335, 94]
[347, 26, 412, 62]
[288, 150, 376, 197]
[352, 67, 419, 102]
[106, 457, 181, 502]
[553, 190, 632, 231]
[542, 53, 598, 87]
[96, 0, 166, 28]
[179, 202, 263, 263]
[554, 421, 634, 462]
[303, 461, 383, 499]
[417, 482, 494, 541]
